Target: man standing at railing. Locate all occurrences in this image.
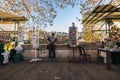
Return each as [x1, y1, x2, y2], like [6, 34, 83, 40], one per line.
[48, 33, 57, 62]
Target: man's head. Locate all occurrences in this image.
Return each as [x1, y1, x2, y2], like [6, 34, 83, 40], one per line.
[72, 22, 75, 27]
[51, 33, 55, 37]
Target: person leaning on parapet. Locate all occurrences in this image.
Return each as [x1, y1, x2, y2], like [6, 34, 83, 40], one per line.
[47, 33, 57, 62]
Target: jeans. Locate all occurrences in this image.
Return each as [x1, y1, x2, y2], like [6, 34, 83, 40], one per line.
[48, 44, 56, 59]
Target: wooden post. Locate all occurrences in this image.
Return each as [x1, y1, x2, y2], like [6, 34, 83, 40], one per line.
[17, 21, 19, 41]
[14, 21, 17, 41]
[108, 22, 111, 38]
[105, 20, 108, 35]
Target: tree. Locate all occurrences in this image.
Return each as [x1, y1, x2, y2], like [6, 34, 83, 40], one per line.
[0, 0, 119, 27]
[110, 0, 120, 6]
[0, 0, 79, 28]
[79, 0, 98, 16]
[1, 0, 119, 41]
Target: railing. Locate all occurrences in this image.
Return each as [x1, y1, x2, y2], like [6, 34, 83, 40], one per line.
[21, 43, 102, 60]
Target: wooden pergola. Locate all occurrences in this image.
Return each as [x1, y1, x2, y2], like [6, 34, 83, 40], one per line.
[0, 10, 27, 41]
[0, 11, 27, 22]
[82, 4, 120, 38]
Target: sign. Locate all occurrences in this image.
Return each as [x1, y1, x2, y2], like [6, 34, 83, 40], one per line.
[69, 26, 78, 46]
[32, 26, 39, 48]
[18, 26, 24, 42]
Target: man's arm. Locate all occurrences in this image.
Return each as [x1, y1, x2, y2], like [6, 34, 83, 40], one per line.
[54, 38, 57, 43]
[48, 37, 51, 42]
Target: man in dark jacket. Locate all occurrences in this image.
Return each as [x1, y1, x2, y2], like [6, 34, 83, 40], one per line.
[48, 33, 57, 62]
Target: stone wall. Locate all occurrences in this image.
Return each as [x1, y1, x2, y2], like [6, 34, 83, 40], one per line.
[22, 43, 102, 61]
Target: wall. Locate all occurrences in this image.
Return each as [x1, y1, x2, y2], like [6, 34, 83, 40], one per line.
[22, 43, 102, 61]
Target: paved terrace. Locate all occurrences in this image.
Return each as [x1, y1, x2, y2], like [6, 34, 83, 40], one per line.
[0, 61, 120, 80]
[0, 43, 120, 80]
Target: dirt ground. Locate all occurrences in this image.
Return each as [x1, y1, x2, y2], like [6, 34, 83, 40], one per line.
[0, 61, 120, 80]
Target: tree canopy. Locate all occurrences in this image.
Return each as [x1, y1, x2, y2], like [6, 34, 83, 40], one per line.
[0, 0, 79, 28]
[0, 0, 119, 28]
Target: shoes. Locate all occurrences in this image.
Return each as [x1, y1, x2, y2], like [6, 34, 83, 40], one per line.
[53, 58, 56, 62]
[50, 58, 53, 62]
[50, 58, 56, 62]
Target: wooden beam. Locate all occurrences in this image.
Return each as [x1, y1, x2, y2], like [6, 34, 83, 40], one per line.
[82, 5, 111, 24]
[0, 17, 27, 22]
[84, 5, 111, 25]
[94, 5, 110, 13]
[82, 6, 100, 23]
[0, 21, 14, 24]
[92, 30, 108, 32]
[90, 6, 115, 24]
[0, 31, 18, 34]
[83, 17, 120, 23]
[93, 10, 120, 13]
[94, 5, 120, 24]
[82, 4, 120, 26]
[88, 13, 103, 24]
[95, 15, 120, 24]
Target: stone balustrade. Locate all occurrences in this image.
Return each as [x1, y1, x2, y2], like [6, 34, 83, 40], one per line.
[22, 43, 102, 61]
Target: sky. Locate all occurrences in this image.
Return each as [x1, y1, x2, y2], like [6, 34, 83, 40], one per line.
[45, 5, 83, 33]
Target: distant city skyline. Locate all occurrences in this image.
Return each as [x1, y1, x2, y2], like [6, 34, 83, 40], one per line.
[45, 5, 83, 33]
